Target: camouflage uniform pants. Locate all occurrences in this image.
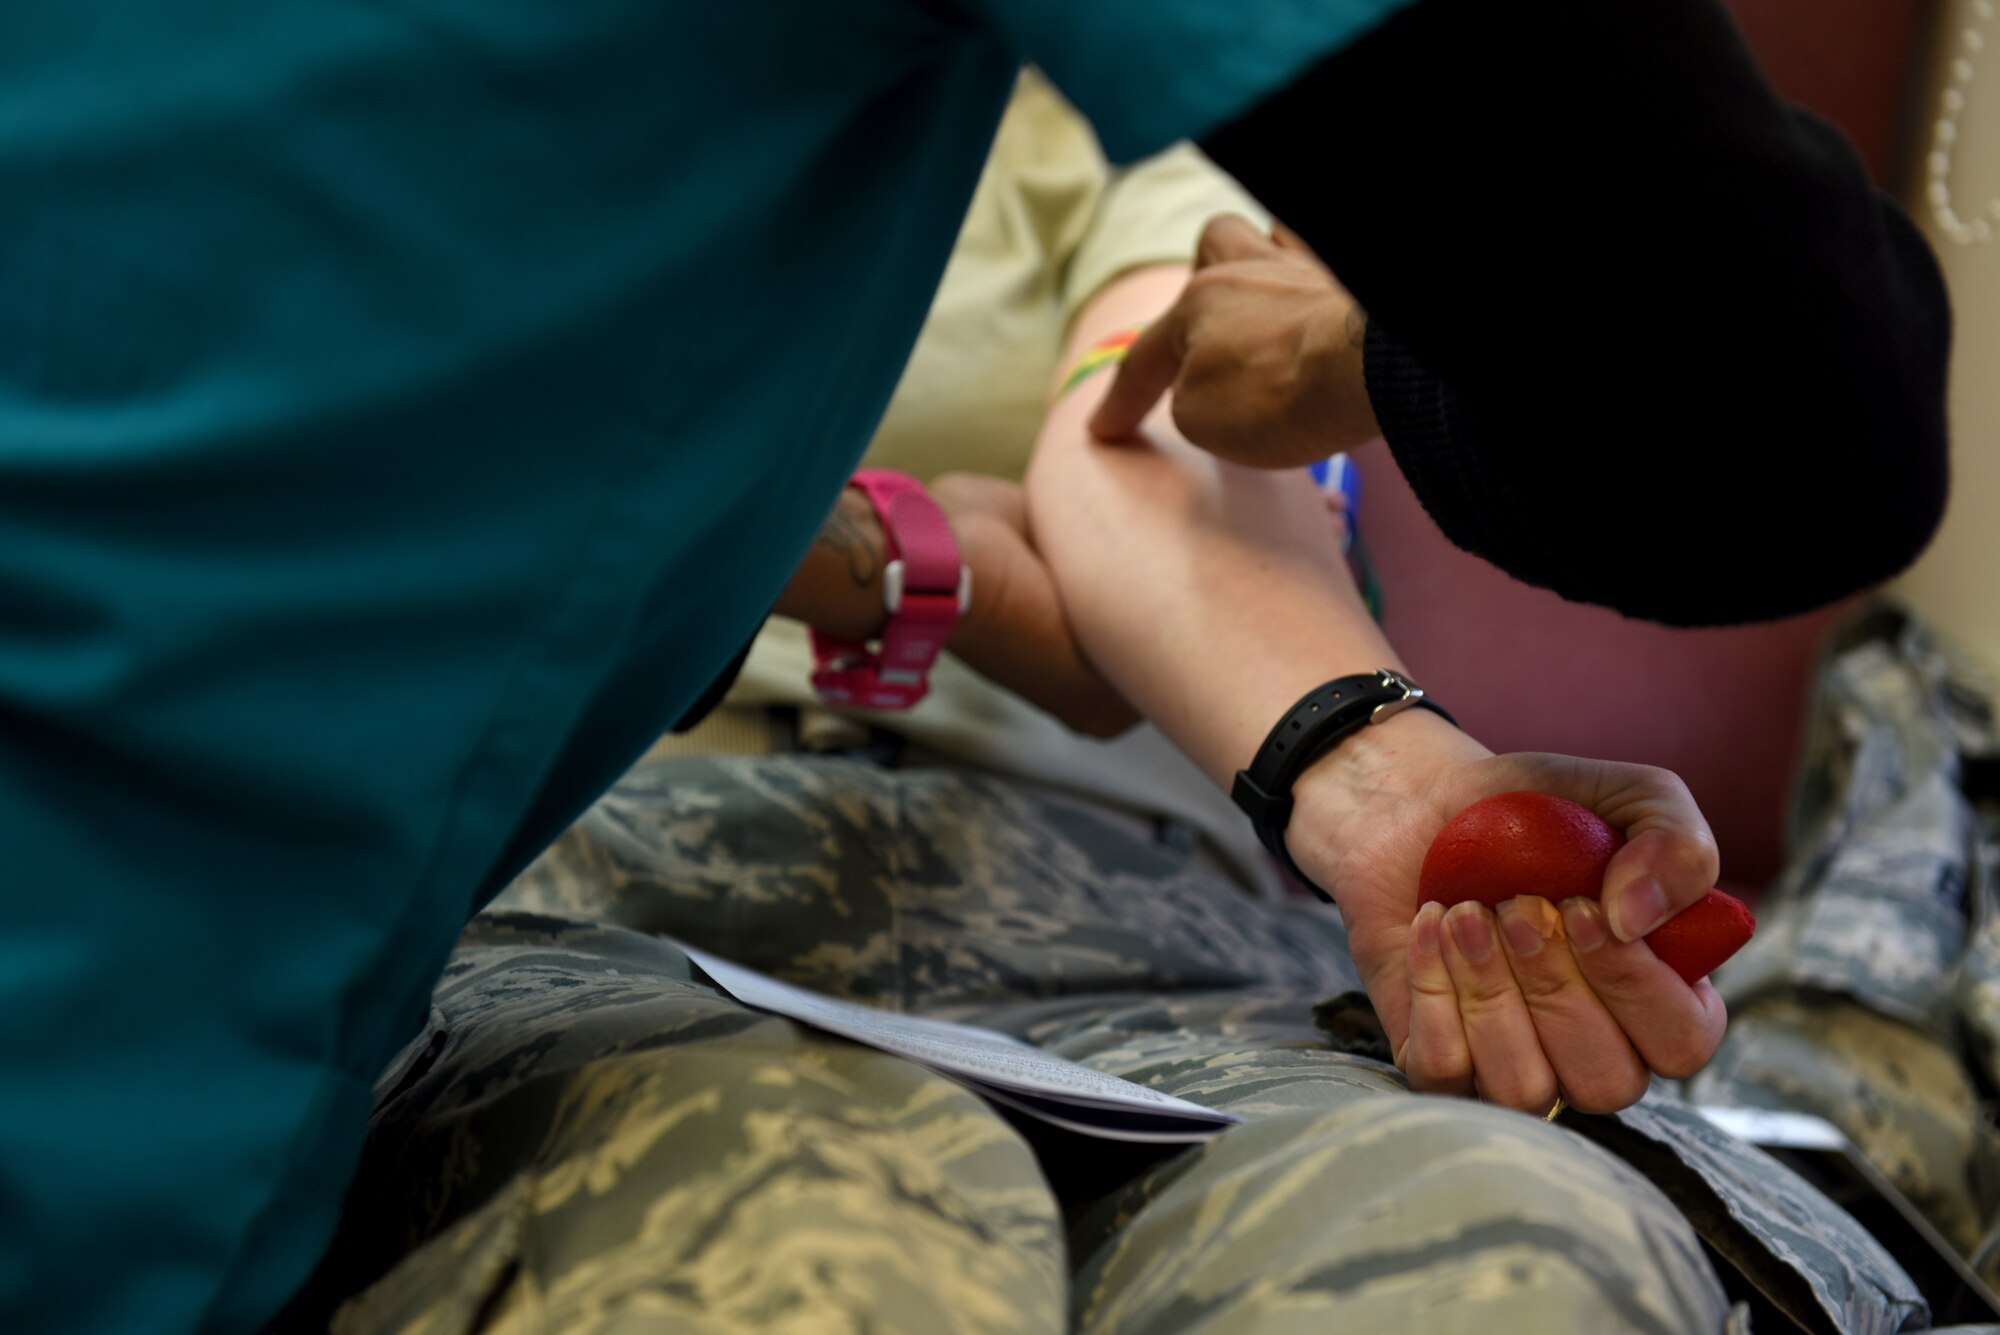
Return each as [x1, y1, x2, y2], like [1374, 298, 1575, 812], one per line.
[313, 755, 1927, 1335]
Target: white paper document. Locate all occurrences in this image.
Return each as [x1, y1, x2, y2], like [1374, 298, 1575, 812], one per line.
[678, 942, 1241, 1144]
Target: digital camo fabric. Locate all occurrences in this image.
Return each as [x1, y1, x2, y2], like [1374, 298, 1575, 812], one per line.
[1692, 604, 2000, 1295]
[1691, 995, 1998, 1262]
[310, 742, 1989, 1332]
[501, 748, 1930, 1326]
[955, 988, 1918, 1333]
[957, 986, 1739, 1335]
[1966, 829, 2000, 1106]
[1580, 1086, 1926, 1335]
[324, 912, 1065, 1335]
[325, 914, 1737, 1335]
[493, 753, 1359, 1011]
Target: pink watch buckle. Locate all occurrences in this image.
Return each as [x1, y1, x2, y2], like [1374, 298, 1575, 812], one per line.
[810, 471, 970, 711]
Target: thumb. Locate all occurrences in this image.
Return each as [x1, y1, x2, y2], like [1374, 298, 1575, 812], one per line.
[1196, 213, 1278, 267]
[1087, 307, 1186, 441]
[1597, 781, 1721, 944]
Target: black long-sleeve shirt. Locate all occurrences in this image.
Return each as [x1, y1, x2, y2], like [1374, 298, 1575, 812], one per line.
[1203, 0, 1951, 627]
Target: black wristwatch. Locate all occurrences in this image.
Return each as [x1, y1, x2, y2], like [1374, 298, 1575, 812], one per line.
[1230, 668, 1456, 902]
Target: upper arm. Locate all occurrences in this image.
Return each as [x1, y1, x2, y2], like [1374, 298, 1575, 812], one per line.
[1061, 142, 1266, 330]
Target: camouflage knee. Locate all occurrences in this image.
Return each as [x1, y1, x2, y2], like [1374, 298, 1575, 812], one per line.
[1690, 992, 2000, 1257]
[326, 914, 1067, 1335]
[1072, 1094, 1735, 1335]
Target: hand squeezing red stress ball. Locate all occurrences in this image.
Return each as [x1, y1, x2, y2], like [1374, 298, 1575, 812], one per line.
[1419, 792, 1755, 983]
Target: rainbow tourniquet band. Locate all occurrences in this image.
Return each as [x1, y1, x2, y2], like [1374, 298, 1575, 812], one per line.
[1058, 325, 1147, 397]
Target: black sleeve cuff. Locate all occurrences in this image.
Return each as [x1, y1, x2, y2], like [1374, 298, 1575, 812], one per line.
[1360, 321, 1540, 586]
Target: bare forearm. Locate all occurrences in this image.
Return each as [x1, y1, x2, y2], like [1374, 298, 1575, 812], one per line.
[1028, 268, 1418, 789]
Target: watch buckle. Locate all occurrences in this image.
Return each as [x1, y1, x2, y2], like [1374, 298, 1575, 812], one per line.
[1369, 668, 1425, 725]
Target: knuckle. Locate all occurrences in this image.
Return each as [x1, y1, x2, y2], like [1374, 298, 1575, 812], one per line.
[1169, 396, 1239, 457]
[1398, 1021, 1466, 1080]
[1448, 945, 1520, 1007]
[1487, 1072, 1559, 1116]
[1182, 267, 1232, 302]
[1196, 213, 1254, 260]
[1568, 1063, 1651, 1115]
[1679, 829, 1722, 886]
[1511, 959, 1574, 1003]
[1457, 972, 1519, 1009]
[1651, 1032, 1716, 1080]
[1579, 944, 1656, 996]
[1167, 389, 1206, 435]
[1610, 1069, 1653, 1109]
[1408, 969, 1458, 1002]
[1404, 1050, 1469, 1092]
[1639, 773, 1722, 881]
[1639, 763, 1689, 797]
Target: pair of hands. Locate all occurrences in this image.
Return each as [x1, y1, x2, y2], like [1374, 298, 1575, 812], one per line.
[813, 470, 1727, 1115]
[821, 212, 1363, 729]
[781, 214, 1727, 1114]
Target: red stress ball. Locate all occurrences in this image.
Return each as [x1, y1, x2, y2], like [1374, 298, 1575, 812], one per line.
[1419, 792, 1755, 984]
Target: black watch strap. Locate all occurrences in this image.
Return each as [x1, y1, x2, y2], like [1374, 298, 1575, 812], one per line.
[1230, 669, 1456, 902]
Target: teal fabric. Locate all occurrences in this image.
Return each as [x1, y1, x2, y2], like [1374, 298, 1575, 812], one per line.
[965, 0, 1422, 161]
[0, 2, 1411, 1331]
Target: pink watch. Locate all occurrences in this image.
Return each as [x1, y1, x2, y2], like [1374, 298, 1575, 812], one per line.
[810, 469, 971, 711]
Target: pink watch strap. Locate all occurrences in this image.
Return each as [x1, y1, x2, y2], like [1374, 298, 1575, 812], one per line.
[810, 470, 969, 711]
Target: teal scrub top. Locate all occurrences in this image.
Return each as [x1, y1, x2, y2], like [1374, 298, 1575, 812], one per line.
[0, 2, 1411, 1329]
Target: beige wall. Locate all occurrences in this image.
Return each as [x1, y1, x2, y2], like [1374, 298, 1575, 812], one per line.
[1893, 0, 2000, 677]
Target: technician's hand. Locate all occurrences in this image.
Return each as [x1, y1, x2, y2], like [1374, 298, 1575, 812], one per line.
[1286, 710, 1727, 1114]
[1091, 215, 1381, 468]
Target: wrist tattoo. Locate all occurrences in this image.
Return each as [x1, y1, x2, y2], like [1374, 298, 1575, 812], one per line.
[820, 491, 882, 588]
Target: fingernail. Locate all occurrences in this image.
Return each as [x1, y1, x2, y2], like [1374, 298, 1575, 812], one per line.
[1561, 897, 1609, 953]
[1499, 897, 1556, 959]
[1608, 877, 1670, 942]
[1414, 901, 1444, 958]
[1447, 903, 1494, 963]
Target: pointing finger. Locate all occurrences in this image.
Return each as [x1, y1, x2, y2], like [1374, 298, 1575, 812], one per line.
[1087, 306, 1187, 440]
